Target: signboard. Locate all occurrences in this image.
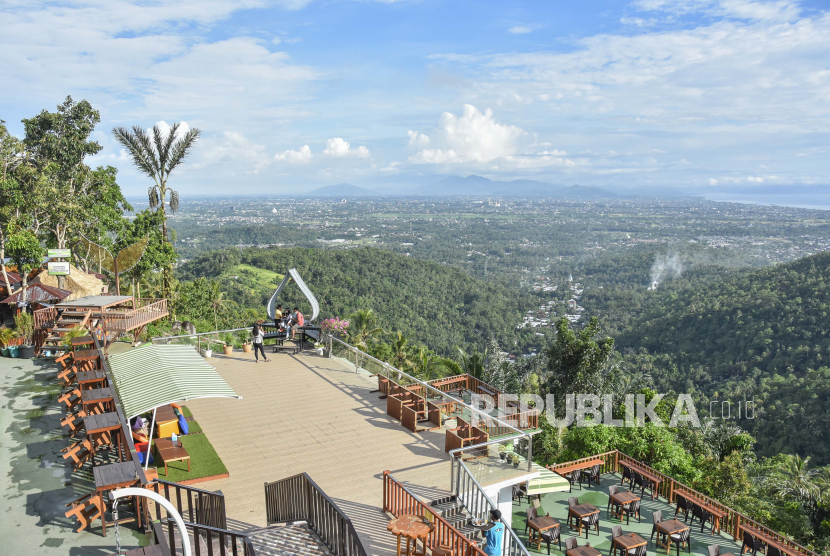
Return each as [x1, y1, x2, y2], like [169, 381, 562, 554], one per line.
[47, 261, 70, 276]
[47, 249, 71, 259]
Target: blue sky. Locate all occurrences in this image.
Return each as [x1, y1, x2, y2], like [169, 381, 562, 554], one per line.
[1, 0, 829, 195]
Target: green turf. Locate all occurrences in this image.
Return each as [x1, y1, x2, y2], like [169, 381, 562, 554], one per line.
[149, 406, 225, 482]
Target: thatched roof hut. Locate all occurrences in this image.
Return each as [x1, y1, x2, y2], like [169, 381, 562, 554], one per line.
[32, 265, 106, 301]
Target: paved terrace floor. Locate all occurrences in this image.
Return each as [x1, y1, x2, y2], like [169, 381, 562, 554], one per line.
[188, 350, 455, 556]
[512, 474, 744, 556]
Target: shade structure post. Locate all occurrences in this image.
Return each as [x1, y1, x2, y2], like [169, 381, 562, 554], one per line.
[144, 407, 157, 471]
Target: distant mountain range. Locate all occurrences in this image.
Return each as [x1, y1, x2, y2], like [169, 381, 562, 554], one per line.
[419, 175, 617, 198]
[307, 183, 376, 197]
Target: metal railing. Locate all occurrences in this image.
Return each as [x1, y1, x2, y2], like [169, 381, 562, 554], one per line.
[264, 473, 367, 556]
[151, 327, 252, 354]
[327, 335, 535, 487]
[149, 479, 227, 530]
[454, 459, 531, 556]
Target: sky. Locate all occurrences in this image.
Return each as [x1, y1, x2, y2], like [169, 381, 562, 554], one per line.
[1, 0, 829, 195]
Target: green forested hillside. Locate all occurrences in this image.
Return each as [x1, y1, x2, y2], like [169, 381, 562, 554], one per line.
[612, 251, 830, 462]
[178, 247, 544, 354]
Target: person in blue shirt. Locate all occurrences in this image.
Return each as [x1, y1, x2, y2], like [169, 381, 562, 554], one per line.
[483, 509, 505, 556]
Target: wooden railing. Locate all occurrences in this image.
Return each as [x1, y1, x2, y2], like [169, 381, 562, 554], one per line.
[34, 306, 57, 329]
[102, 298, 168, 331]
[159, 519, 256, 556]
[383, 471, 486, 556]
[265, 472, 366, 556]
[149, 479, 227, 530]
[551, 450, 819, 556]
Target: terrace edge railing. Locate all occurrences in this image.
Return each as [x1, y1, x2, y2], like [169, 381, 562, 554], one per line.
[157, 518, 256, 556]
[264, 472, 367, 556]
[453, 459, 532, 556]
[102, 298, 169, 331]
[550, 450, 820, 556]
[383, 471, 488, 556]
[149, 479, 227, 530]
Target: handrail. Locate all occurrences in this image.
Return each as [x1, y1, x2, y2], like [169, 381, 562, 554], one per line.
[383, 471, 487, 556]
[264, 472, 367, 556]
[149, 479, 227, 530]
[454, 459, 532, 556]
[553, 450, 819, 556]
[157, 518, 256, 556]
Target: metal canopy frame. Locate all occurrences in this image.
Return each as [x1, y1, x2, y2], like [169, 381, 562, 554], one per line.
[267, 268, 319, 322]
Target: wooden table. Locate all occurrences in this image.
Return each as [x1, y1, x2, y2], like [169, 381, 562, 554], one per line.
[93, 461, 142, 536]
[567, 545, 602, 556]
[553, 458, 606, 486]
[738, 523, 796, 556]
[82, 387, 113, 413]
[83, 412, 122, 461]
[74, 349, 100, 362]
[76, 369, 107, 389]
[613, 533, 647, 556]
[609, 491, 640, 521]
[154, 437, 190, 476]
[71, 336, 95, 349]
[387, 514, 435, 556]
[655, 519, 690, 553]
[528, 515, 559, 550]
[675, 489, 725, 535]
[569, 503, 600, 536]
[620, 461, 663, 499]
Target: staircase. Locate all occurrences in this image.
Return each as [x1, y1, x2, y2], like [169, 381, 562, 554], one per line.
[39, 309, 92, 355]
[429, 495, 483, 543]
[248, 523, 333, 556]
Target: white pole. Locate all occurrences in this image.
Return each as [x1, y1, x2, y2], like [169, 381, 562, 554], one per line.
[109, 488, 192, 556]
[144, 408, 157, 471]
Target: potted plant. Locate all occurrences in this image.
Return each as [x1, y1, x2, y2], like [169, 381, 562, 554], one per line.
[0, 326, 14, 357]
[221, 332, 234, 356]
[237, 328, 252, 353]
[15, 312, 35, 359]
[498, 444, 508, 461]
[511, 454, 520, 468]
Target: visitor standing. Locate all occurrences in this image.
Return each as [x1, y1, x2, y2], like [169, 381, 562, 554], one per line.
[252, 321, 270, 363]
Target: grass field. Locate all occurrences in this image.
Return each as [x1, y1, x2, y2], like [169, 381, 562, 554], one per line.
[226, 264, 283, 286]
[150, 406, 227, 483]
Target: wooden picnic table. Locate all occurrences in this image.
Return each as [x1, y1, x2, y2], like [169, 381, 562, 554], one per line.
[553, 458, 606, 477]
[567, 545, 602, 556]
[675, 488, 725, 535]
[655, 519, 690, 553]
[528, 515, 559, 550]
[568, 503, 600, 536]
[620, 461, 663, 499]
[739, 523, 797, 556]
[73, 349, 99, 362]
[83, 412, 122, 462]
[76, 368, 107, 389]
[612, 532, 647, 556]
[71, 335, 95, 348]
[82, 387, 113, 413]
[387, 514, 435, 556]
[93, 461, 142, 536]
[154, 437, 190, 476]
[609, 491, 640, 521]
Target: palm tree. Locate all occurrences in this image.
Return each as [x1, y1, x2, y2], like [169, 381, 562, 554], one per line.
[113, 123, 200, 295]
[207, 281, 232, 331]
[348, 308, 384, 350]
[456, 347, 486, 380]
[775, 454, 820, 502]
[391, 331, 414, 371]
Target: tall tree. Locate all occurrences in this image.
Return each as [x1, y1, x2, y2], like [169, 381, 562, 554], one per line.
[22, 97, 105, 289]
[0, 121, 25, 293]
[347, 308, 383, 350]
[547, 316, 616, 403]
[112, 123, 200, 296]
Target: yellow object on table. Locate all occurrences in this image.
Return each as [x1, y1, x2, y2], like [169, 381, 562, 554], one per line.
[156, 419, 180, 438]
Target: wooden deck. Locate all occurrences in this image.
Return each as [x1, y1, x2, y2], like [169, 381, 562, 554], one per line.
[187, 351, 454, 556]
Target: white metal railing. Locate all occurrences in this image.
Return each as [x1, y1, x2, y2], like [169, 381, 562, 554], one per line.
[150, 327, 252, 354]
[455, 459, 532, 556]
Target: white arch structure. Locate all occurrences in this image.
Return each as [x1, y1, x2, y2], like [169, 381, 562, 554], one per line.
[267, 268, 319, 322]
[110, 488, 192, 556]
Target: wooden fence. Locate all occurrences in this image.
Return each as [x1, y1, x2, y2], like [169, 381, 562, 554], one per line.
[383, 471, 486, 556]
[102, 298, 169, 332]
[149, 479, 227, 530]
[264, 472, 366, 556]
[550, 450, 819, 556]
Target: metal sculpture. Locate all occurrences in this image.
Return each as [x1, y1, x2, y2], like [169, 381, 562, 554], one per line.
[267, 268, 319, 322]
[75, 234, 149, 295]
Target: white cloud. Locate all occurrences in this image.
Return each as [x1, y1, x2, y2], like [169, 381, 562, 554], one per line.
[407, 130, 430, 146]
[274, 144, 312, 163]
[199, 131, 270, 174]
[412, 104, 525, 164]
[709, 178, 719, 185]
[323, 137, 370, 158]
[508, 26, 533, 34]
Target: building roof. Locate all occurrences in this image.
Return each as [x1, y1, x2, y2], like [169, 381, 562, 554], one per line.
[0, 271, 22, 287]
[0, 282, 72, 304]
[32, 265, 105, 301]
[108, 344, 241, 418]
[56, 295, 133, 309]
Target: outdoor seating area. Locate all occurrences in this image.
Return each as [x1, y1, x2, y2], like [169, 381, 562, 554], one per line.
[510, 452, 816, 556]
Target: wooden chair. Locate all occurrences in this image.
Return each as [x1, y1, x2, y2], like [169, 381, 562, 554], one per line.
[541, 523, 561, 555]
[650, 510, 663, 542]
[708, 545, 720, 556]
[621, 464, 633, 486]
[57, 365, 77, 387]
[64, 492, 103, 532]
[566, 537, 579, 551]
[566, 468, 583, 492]
[580, 511, 600, 538]
[622, 498, 641, 524]
[60, 408, 89, 434]
[668, 527, 691, 555]
[607, 485, 620, 516]
[585, 463, 601, 487]
[691, 504, 714, 533]
[740, 531, 765, 556]
[58, 387, 82, 409]
[62, 438, 93, 470]
[56, 351, 73, 370]
[525, 506, 538, 535]
[675, 494, 690, 522]
[567, 497, 579, 527]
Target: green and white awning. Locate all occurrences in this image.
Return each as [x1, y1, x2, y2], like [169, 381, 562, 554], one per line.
[108, 344, 241, 418]
[526, 465, 570, 496]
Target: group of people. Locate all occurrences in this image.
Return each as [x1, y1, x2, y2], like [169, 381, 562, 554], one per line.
[250, 304, 305, 363]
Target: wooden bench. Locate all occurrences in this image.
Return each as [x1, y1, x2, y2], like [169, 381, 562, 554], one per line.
[675, 488, 726, 535]
[272, 340, 298, 354]
[64, 492, 103, 533]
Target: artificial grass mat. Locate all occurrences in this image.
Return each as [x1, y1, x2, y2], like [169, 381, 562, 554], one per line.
[149, 405, 227, 483]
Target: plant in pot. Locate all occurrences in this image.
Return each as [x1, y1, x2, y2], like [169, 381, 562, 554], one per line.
[15, 312, 35, 359]
[237, 328, 252, 353]
[0, 326, 14, 357]
[498, 444, 508, 461]
[511, 453, 521, 468]
[220, 332, 234, 356]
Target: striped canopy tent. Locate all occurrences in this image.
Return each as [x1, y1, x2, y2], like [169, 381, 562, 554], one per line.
[108, 344, 241, 419]
[526, 464, 570, 496]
